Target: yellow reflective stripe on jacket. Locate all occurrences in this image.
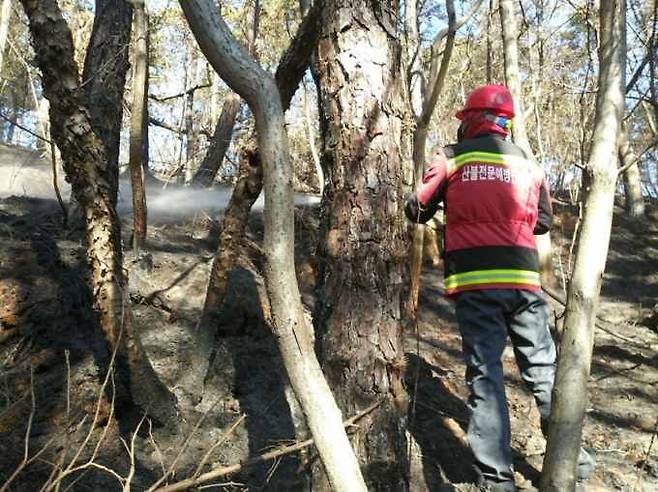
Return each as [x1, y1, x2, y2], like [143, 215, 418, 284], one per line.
[444, 269, 541, 290]
[446, 151, 531, 176]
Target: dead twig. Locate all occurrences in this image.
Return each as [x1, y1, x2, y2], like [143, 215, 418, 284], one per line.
[147, 397, 223, 491]
[633, 417, 658, 491]
[0, 365, 36, 492]
[594, 362, 642, 382]
[192, 414, 246, 479]
[153, 400, 384, 492]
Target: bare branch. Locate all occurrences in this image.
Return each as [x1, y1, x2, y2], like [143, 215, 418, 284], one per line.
[421, 0, 458, 126]
[149, 83, 212, 102]
[154, 400, 383, 492]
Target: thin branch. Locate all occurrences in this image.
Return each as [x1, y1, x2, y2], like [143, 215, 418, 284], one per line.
[154, 400, 383, 492]
[192, 414, 246, 478]
[149, 83, 212, 102]
[146, 398, 222, 491]
[0, 366, 36, 492]
[428, 0, 485, 51]
[616, 135, 658, 175]
[420, 0, 459, 126]
[0, 111, 52, 144]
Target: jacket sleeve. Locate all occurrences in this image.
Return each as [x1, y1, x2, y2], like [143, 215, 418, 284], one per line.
[534, 178, 553, 235]
[404, 153, 448, 224]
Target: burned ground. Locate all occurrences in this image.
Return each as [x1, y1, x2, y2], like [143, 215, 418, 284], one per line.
[0, 190, 657, 491]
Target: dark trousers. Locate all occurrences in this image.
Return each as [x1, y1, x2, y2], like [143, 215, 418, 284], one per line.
[454, 289, 594, 486]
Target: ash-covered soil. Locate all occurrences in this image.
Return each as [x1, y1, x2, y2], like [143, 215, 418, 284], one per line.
[0, 190, 657, 491]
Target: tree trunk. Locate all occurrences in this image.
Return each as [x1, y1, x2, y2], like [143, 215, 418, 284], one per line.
[191, 93, 241, 188]
[187, 0, 323, 400]
[303, 82, 323, 194]
[0, 0, 12, 74]
[499, 0, 531, 155]
[314, 2, 412, 489]
[499, 0, 556, 287]
[129, 0, 148, 251]
[20, 0, 177, 427]
[540, 0, 625, 489]
[184, 47, 199, 185]
[619, 126, 646, 217]
[81, 0, 133, 205]
[180, 1, 367, 489]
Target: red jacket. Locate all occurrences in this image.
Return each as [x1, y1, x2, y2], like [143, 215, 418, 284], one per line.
[406, 134, 552, 296]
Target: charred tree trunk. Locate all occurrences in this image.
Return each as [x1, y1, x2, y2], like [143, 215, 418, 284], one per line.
[540, 0, 625, 489]
[314, 2, 412, 489]
[619, 126, 646, 217]
[180, 143, 263, 402]
[129, 0, 148, 251]
[81, 0, 132, 205]
[180, 1, 367, 488]
[198, 144, 262, 336]
[191, 93, 241, 188]
[20, 0, 177, 427]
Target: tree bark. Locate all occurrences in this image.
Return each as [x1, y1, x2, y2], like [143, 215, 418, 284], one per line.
[619, 126, 646, 217]
[20, 0, 177, 427]
[81, 0, 133, 205]
[129, 0, 148, 251]
[191, 93, 241, 188]
[540, 0, 625, 489]
[180, 1, 367, 489]
[314, 2, 412, 489]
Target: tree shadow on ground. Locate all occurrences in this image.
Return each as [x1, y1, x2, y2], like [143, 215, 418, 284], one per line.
[594, 344, 658, 370]
[405, 352, 475, 490]
[204, 267, 304, 491]
[0, 196, 151, 489]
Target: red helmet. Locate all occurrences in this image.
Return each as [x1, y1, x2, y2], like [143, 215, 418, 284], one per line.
[456, 84, 515, 120]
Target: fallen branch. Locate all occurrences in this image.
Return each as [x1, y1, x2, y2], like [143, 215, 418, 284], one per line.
[154, 400, 383, 492]
[633, 417, 658, 491]
[542, 285, 649, 348]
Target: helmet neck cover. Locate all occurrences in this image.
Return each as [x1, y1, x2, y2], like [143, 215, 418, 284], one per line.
[457, 110, 512, 142]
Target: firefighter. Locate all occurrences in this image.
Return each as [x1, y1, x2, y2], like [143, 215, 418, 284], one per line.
[405, 84, 594, 491]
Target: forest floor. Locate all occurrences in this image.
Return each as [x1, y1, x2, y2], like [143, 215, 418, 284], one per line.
[0, 168, 657, 490]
